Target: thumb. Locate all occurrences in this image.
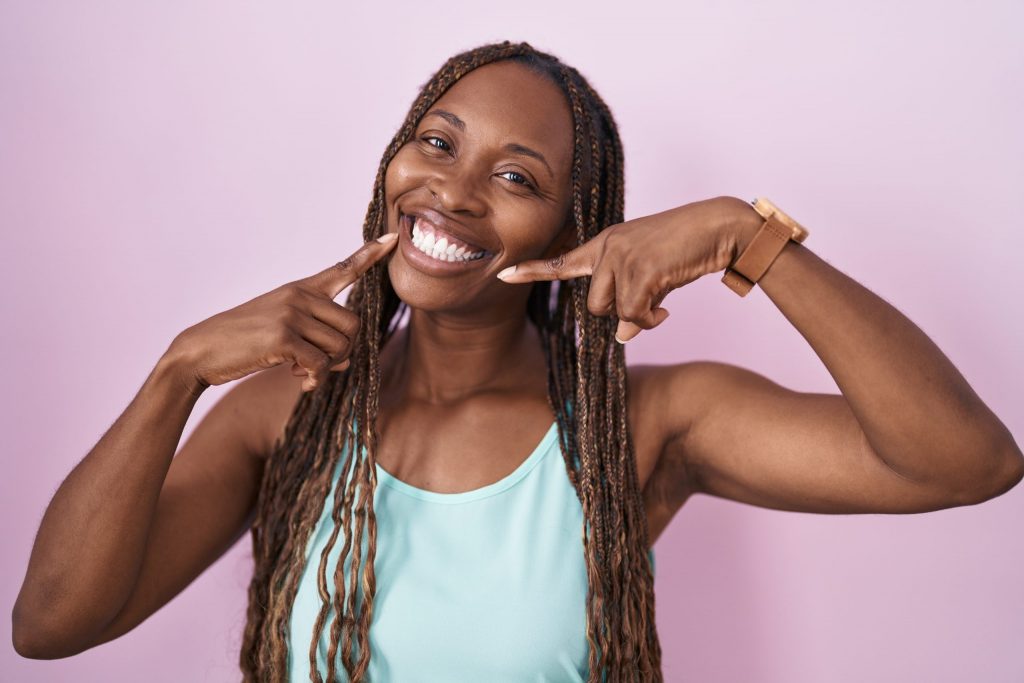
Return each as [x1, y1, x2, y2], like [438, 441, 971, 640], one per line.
[615, 307, 670, 344]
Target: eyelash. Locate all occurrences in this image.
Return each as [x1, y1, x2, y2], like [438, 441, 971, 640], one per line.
[419, 135, 536, 191]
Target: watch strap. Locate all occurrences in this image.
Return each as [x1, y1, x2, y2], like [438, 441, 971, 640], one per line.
[721, 212, 793, 297]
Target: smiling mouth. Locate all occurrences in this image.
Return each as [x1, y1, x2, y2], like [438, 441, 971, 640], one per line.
[401, 214, 494, 264]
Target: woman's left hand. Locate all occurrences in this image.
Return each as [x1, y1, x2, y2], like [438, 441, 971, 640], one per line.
[496, 195, 756, 342]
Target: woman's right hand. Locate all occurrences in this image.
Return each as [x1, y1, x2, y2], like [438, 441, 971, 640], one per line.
[170, 233, 398, 393]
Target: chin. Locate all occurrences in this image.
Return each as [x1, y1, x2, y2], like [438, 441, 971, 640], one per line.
[385, 258, 483, 314]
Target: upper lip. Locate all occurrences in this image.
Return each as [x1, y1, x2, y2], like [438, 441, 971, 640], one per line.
[400, 207, 494, 254]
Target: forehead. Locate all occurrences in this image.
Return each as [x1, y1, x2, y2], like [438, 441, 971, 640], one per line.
[427, 61, 574, 177]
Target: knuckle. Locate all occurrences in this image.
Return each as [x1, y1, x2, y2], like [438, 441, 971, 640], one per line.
[279, 284, 305, 305]
[333, 256, 357, 275]
[619, 302, 650, 326]
[639, 311, 661, 329]
[603, 230, 626, 253]
[332, 312, 360, 340]
[346, 312, 362, 333]
[622, 301, 644, 317]
[278, 304, 302, 327]
[327, 329, 350, 354]
[652, 279, 673, 304]
[586, 298, 608, 316]
[337, 303, 359, 323]
[546, 253, 566, 273]
[274, 326, 296, 347]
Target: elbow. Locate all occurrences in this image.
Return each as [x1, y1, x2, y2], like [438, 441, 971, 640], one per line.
[12, 600, 89, 660]
[12, 614, 58, 660]
[993, 447, 1024, 497]
[12, 622, 89, 661]
[12, 595, 42, 659]
[13, 628, 54, 661]
[953, 441, 1024, 506]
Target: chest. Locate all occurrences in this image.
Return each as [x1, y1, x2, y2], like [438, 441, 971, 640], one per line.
[287, 428, 597, 681]
[373, 397, 563, 494]
[372, 396, 665, 497]
[373, 381, 677, 547]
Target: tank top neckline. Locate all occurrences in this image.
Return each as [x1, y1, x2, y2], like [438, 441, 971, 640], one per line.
[373, 419, 560, 505]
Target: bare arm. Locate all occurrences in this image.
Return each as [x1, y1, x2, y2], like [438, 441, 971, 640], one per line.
[496, 195, 1022, 514]
[12, 344, 213, 657]
[724, 200, 1023, 499]
[654, 200, 1023, 514]
[10, 348, 307, 660]
[12, 238, 394, 659]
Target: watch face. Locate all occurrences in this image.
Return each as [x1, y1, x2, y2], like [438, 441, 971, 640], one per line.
[751, 197, 771, 220]
[753, 198, 809, 242]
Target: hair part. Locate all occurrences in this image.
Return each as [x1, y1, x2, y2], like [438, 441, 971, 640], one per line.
[239, 40, 663, 682]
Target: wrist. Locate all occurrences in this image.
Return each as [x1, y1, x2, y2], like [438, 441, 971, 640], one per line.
[157, 339, 209, 400]
[718, 196, 765, 266]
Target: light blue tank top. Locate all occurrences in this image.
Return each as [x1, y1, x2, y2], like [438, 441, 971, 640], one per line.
[287, 418, 656, 681]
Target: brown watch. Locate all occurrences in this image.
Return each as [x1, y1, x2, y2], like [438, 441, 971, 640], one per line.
[721, 197, 809, 296]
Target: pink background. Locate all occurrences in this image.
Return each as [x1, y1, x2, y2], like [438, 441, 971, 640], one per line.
[3, 2, 1022, 681]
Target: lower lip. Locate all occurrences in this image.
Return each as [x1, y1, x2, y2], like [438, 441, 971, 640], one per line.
[398, 215, 496, 277]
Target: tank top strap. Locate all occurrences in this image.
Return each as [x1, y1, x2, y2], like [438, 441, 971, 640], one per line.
[286, 405, 654, 681]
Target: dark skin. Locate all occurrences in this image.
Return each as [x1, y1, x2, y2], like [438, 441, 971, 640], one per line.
[371, 59, 1023, 519]
[14, 59, 1022, 660]
[372, 61, 582, 491]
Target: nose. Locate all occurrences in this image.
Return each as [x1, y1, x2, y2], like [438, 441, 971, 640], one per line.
[426, 162, 487, 217]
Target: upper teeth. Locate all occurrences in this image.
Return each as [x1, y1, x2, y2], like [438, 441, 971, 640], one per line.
[410, 216, 487, 262]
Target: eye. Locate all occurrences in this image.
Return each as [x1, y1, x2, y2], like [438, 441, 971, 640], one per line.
[420, 135, 451, 152]
[499, 170, 535, 190]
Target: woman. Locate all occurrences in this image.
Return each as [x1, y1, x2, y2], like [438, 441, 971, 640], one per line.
[13, 40, 1022, 682]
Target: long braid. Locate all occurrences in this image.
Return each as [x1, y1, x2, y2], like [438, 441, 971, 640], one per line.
[239, 40, 663, 682]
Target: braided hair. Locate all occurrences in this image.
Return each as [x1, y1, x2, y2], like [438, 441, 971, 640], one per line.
[239, 39, 663, 682]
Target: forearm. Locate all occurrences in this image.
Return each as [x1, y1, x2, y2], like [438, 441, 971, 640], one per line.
[13, 344, 205, 646]
[720, 197, 1023, 492]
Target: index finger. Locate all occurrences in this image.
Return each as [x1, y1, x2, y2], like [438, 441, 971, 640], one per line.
[495, 237, 600, 283]
[308, 232, 399, 299]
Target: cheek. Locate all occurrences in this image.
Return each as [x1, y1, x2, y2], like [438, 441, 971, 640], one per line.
[504, 212, 564, 257]
[384, 148, 422, 197]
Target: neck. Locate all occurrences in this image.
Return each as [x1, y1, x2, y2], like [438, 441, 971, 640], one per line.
[380, 306, 547, 406]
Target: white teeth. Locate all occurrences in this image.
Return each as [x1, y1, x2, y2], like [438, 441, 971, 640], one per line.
[407, 215, 487, 263]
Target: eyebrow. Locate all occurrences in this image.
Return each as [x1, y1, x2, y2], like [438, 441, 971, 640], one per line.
[423, 109, 554, 178]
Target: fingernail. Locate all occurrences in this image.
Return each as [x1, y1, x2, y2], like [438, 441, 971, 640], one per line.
[497, 265, 516, 280]
[615, 334, 627, 344]
[377, 232, 398, 243]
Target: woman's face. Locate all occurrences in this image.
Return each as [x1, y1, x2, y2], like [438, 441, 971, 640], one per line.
[383, 60, 575, 313]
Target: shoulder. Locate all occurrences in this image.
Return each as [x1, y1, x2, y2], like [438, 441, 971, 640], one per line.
[626, 360, 754, 433]
[625, 361, 713, 443]
[625, 360, 749, 490]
